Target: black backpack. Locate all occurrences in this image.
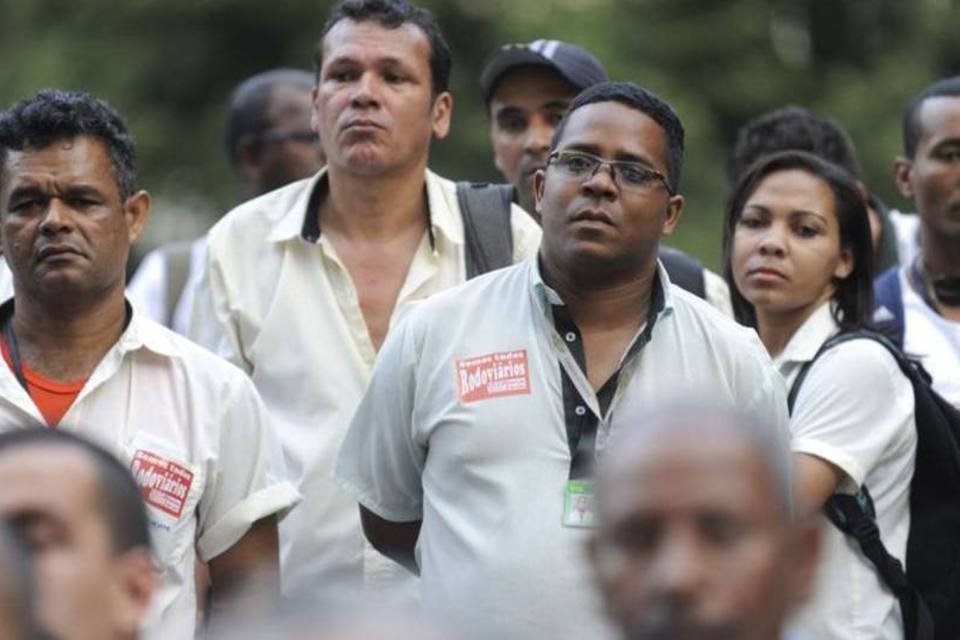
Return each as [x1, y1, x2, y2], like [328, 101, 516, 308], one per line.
[788, 330, 960, 640]
[456, 182, 708, 298]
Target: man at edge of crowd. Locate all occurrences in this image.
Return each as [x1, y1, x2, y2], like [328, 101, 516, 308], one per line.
[0, 89, 298, 639]
[481, 39, 733, 315]
[879, 75, 960, 407]
[590, 401, 819, 640]
[0, 430, 156, 640]
[335, 80, 787, 639]
[189, 0, 541, 602]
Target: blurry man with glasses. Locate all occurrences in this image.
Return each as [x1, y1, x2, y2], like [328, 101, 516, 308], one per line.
[128, 69, 324, 333]
[335, 81, 787, 640]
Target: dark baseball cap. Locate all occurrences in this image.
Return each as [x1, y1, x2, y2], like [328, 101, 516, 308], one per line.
[480, 40, 608, 106]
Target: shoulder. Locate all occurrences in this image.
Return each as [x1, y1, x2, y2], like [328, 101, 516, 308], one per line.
[206, 177, 314, 254]
[668, 285, 766, 351]
[811, 336, 907, 391]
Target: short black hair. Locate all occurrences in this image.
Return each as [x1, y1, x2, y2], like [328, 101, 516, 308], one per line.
[728, 106, 863, 186]
[550, 81, 685, 193]
[224, 68, 316, 167]
[314, 0, 452, 96]
[0, 89, 138, 200]
[722, 150, 875, 331]
[902, 75, 960, 158]
[0, 429, 151, 555]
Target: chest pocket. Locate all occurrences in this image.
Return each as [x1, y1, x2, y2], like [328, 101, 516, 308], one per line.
[122, 432, 205, 571]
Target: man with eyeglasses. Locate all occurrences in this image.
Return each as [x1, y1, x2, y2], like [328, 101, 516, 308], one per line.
[128, 68, 325, 333]
[335, 81, 787, 640]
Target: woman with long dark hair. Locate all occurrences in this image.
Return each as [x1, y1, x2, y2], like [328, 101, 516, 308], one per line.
[723, 150, 916, 639]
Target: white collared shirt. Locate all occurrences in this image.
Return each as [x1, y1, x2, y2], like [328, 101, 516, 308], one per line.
[0, 304, 298, 639]
[335, 257, 788, 640]
[899, 269, 960, 407]
[778, 304, 916, 640]
[189, 168, 541, 599]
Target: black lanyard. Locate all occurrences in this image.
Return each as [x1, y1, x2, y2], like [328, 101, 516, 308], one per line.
[3, 318, 29, 392]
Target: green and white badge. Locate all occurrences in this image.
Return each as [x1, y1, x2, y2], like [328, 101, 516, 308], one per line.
[562, 479, 597, 528]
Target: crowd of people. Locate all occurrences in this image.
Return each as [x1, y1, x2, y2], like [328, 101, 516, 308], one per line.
[0, 0, 957, 638]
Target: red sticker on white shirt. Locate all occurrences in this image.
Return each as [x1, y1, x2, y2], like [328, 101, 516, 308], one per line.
[130, 450, 194, 519]
[456, 350, 531, 403]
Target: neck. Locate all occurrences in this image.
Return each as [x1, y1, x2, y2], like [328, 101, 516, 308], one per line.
[320, 163, 430, 241]
[540, 252, 656, 330]
[754, 297, 831, 359]
[921, 227, 960, 277]
[10, 285, 127, 381]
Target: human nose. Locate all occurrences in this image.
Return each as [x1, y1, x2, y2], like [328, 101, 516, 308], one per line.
[350, 72, 380, 108]
[757, 222, 787, 257]
[39, 198, 74, 235]
[524, 117, 554, 156]
[648, 529, 705, 602]
[581, 159, 618, 199]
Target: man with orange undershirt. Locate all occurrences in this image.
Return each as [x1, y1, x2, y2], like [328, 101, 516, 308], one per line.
[0, 89, 298, 639]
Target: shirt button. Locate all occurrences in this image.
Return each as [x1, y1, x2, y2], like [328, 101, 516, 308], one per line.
[574, 405, 587, 416]
[565, 331, 577, 343]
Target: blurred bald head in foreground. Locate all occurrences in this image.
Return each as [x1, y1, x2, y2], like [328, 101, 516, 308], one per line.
[0, 522, 38, 639]
[589, 401, 820, 640]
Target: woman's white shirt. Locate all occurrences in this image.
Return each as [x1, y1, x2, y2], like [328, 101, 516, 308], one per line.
[777, 303, 916, 640]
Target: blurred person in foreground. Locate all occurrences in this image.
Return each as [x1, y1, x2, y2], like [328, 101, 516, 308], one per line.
[728, 105, 900, 272]
[336, 81, 787, 640]
[877, 76, 960, 407]
[211, 606, 459, 640]
[590, 401, 820, 640]
[0, 521, 39, 639]
[0, 429, 155, 640]
[128, 68, 325, 334]
[481, 40, 732, 313]
[189, 0, 540, 602]
[0, 89, 298, 638]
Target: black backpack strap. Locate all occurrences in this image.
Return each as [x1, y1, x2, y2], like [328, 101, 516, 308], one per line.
[874, 267, 905, 349]
[456, 182, 515, 279]
[659, 246, 706, 299]
[825, 490, 935, 640]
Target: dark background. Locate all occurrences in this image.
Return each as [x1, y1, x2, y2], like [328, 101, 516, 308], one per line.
[2, 0, 958, 269]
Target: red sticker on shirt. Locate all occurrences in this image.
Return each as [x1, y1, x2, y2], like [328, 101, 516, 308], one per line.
[130, 450, 194, 519]
[456, 350, 531, 403]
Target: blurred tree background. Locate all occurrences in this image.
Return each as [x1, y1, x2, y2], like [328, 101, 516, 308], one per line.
[1, 0, 959, 270]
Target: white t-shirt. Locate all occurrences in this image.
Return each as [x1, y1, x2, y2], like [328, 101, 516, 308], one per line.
[887, 209, 922, 268]
[189, 168, 542, 600]
[779, 304, 916, 640]
[127, 236, 207, 335]
[0, 259, 12, 303]
[336, 258, 789, 640]
[900, 269, 960, 407]
[0, 304, 299, 639]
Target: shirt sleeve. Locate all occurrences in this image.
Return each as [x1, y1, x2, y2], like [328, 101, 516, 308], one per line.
[127, 248, 168, 325]
[335, 310, 426, 523]
[187, 234, 252, 374]
[790, 339, 915, 489]
[195, 373, 300, 561]
[509, 203, 542, 263]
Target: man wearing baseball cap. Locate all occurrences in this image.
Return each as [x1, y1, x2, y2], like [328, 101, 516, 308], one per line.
[481, 40, 733, 314]
[482, 40, 607, 220]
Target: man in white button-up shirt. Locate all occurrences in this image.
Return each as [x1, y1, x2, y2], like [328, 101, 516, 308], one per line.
[0, 89, 298, 639]
[189, 0, 541, 601]
[336, 81, 787, 639]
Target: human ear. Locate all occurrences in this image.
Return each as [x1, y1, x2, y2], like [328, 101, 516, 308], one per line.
[892, 157, 914, 200]
[124, 191, 152, 244]
[661, 194, 684, 236]
[834, 246, 854, 280]
[430, 92, 453, 140]
[533, 169, 546, 214]
[111, 549, 157, 636]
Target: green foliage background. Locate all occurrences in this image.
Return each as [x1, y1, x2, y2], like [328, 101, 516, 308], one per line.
[1, 0, 958, 270]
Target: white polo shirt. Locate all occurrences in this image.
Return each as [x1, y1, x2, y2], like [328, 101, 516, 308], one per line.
[128, 236, 208, 335]
[335, 257, 788, 640]
[778, 304, 916, 640]
[899, 269, 960, 407]
[189, 168, 541, 599]
[0, 303, 299, 640]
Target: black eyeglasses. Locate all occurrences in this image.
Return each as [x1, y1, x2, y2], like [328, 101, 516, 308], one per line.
[547, 149, 673, 195]
[257, 129, 319, 145]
